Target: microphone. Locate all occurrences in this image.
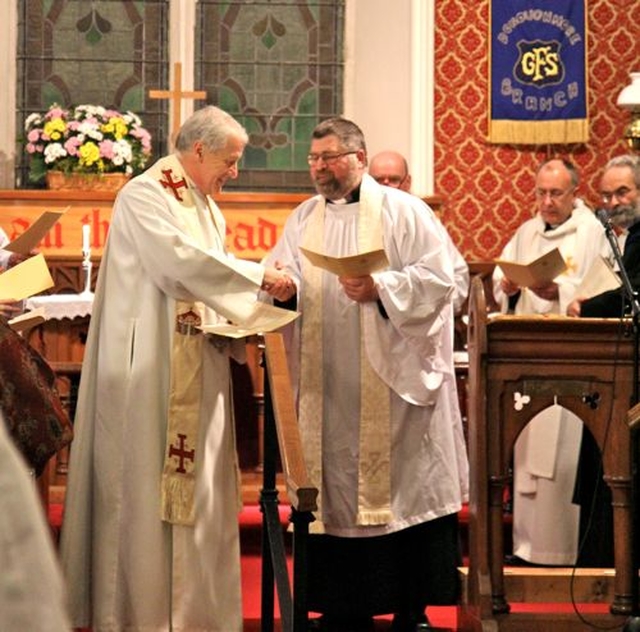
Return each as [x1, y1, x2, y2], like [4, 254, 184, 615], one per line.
[595, 208, 611, 228]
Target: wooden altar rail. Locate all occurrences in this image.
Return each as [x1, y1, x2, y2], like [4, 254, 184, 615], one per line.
[460, 276, 632, 631]
[261, 333, 318, 632]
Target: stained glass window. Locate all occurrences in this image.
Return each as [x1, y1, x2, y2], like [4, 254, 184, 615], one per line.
[195, 0, 345, 191]
[15, 0, 345, 192]
[15, 0, 169, 188]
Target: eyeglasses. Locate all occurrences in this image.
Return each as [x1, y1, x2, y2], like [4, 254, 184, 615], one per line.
[373, 174, 407, 187]
[306, 151, 358, 165]
[535, 188, 573, 200]
[600, 186, 636, 203]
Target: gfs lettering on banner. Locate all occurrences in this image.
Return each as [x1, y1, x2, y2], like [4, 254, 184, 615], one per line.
[493, 6, 585, 116]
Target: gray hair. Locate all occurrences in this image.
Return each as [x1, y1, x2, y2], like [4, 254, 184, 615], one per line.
[605, 154, 640, 189]
[537, 157, 580, 188]
[175, 105, 248, 152]
[312, 117, 367, 157]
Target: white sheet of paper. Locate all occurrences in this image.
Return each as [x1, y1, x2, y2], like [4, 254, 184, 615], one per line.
[8, 306, 46, 332]
[5, 207, 69, 255]
[0, 254, 54, 301]
[200, 302, 300, 339]
[299, 246, 389, 276]
[575, 255, 621, 299]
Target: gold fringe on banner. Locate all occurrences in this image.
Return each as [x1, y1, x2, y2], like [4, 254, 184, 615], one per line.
[488, 118, 589, 145]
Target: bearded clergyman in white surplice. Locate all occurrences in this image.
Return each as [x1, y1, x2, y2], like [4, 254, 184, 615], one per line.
[263, 117, 469, 628]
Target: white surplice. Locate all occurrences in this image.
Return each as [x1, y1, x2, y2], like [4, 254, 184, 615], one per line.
[0, 416, 71, 632]
[265, 180, 469, 537]
[492, 202, 611, 564]
[59, 155, 266, 631]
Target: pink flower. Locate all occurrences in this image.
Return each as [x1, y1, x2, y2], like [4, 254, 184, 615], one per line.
[131, 127, 152, 152]
[99, 139, 115, 159]
[27, 129, 41, 143]
[45, 107, 66, 120]
[64, 137, 82, 156]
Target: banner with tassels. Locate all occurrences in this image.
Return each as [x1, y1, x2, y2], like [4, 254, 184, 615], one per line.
[488, 1, 588, 145]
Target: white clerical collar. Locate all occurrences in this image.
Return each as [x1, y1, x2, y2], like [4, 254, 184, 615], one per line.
[326, 183, 361, 205]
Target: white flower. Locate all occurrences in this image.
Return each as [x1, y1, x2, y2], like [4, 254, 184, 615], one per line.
[112, 139, 133, 166]
[43, 143, 67, 164]
[24, 112, 42, 132]
[77, 121, 102, 141]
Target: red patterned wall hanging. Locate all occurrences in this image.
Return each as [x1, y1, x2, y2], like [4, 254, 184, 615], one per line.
[435, 0, 640, 262]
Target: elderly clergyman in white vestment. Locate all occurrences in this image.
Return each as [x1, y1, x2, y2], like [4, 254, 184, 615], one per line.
[59, 106, 293, 632]
[492, 158, 611, 566]
[264, 117, 469, 632]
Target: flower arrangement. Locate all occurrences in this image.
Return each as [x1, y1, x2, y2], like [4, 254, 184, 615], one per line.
[24, 103, 152, 185]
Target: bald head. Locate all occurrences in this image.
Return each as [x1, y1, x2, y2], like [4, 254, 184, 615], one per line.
[369, 150, 411, 192]
[534, 158, 579, 227]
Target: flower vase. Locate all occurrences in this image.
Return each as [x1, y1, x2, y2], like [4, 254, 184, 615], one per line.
[46, 170, 130, 193]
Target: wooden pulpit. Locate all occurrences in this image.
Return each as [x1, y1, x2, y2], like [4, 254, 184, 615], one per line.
[460, 276, 632, 631]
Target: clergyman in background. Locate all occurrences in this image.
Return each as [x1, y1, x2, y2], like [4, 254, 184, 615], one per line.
[493, 158, 610, 566]
[566, 153, 640, 567]
[369, 150, 469, 314]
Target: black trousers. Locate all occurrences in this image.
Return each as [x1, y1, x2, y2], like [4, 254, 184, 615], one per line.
[306, 513, 461, 619]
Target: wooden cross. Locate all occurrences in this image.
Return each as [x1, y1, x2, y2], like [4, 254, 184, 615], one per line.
[149, 62, 207, 140]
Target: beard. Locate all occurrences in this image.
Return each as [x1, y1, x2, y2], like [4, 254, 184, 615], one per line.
[609, 200, 640, 230]
[312, 167, 360, 200]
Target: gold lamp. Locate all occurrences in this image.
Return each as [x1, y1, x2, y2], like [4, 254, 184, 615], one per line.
[617, 72, 640, 152]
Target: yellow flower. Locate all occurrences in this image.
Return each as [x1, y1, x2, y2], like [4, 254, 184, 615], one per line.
[43, 118, 67, 141]
[79, 141, 101, 167]
[102, 117, 128, 140]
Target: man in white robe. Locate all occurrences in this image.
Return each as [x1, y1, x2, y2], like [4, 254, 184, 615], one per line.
[59, 106, 292, 632]
[492, 158, 611, 566]
[265, 118, 468, 631]
[0, 413, 71, 631]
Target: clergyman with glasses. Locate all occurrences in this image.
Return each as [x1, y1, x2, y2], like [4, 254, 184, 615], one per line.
[564, 154, 640, 569]
[568, 153, 640, 318]
[263, 117, 469, 631]
[492, 158, 612, 568]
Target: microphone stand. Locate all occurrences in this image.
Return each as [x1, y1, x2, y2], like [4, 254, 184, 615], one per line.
[599, 214, 640, 630]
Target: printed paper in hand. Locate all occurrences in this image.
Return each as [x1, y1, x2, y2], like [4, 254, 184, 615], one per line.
[200, 302, 300, 339]
[8, 306, 46, 333]
[575, 255, 621, 299]
[5, 207, 69, 255]
[495, 247, 567, 288]
[299, 246, 389, 276]
[0, 254, 54, 301]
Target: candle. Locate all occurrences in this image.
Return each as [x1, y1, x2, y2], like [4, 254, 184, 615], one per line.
[82, 223, 91, 255]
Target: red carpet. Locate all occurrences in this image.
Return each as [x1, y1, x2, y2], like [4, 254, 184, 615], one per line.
[50, 502, 609, 630]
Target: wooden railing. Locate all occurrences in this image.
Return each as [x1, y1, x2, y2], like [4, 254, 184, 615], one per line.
[260, 332, 318, 632]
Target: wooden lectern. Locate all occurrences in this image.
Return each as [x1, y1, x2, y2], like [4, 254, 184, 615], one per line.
[460, 276, 632, 631]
